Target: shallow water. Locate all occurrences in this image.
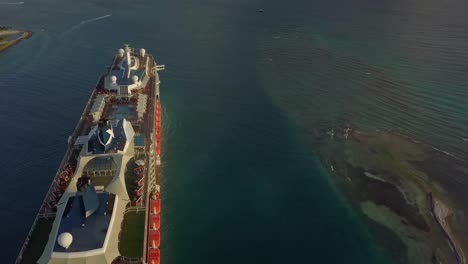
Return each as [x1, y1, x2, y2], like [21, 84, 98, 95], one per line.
[1, 0, 467, 262]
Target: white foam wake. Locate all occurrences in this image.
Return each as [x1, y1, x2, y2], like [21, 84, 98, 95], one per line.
[0, 1, 24, 4]
[80, 14, 111, 24]
[62, 14, 112, 35]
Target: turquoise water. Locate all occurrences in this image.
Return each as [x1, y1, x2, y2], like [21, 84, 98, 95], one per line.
[1, 0, 467, 262]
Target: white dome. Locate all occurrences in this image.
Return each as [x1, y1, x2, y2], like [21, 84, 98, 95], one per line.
[111, 75, 117, 83]
[139, 48, 146, 57]
[132, 75, 139, 84]
[57, 232, 73, 249]
[118, 48, 125, 57]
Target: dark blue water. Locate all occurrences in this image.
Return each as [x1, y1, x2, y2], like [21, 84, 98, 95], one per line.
[1, 0, 468, 262]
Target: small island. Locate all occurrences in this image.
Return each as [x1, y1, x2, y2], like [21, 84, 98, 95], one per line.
[0, 26, 32, 53]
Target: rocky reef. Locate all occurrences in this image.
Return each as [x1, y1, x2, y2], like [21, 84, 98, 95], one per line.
[314, 127, 468, 264]
[0, 26, 32, 53]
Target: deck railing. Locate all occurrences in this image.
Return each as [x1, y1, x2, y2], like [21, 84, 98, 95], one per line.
[124, 206, 146, 214]
[116, 255, 144, 264]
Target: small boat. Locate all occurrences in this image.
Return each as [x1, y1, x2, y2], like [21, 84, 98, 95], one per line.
[257, 9, 264, 13]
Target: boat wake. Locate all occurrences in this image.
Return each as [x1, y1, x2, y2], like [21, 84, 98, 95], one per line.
[80, 14, 111, 24]
[0, 1, 24, 4]
[62, 14, 111, 35]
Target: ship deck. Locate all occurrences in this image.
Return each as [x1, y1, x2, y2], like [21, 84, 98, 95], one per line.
[54, 193, 115, 252]
[118, 211, 145, 258]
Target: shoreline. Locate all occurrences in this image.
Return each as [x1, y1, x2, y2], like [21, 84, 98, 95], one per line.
[313, 126, 468, 263]
[430, 193, 465, 264]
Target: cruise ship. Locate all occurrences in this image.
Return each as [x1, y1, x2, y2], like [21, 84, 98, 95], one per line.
[15, 45, 164, 264]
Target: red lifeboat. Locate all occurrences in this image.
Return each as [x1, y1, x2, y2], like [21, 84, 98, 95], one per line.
[151, 199, 161, 214]
[155, 199, 161, 213]
[149, 230, 161, 248]
[155, 214, 161, 229]
[150, 214, 161, 230]
[148, 248, 160, 264]
[152, 192, 160, 200]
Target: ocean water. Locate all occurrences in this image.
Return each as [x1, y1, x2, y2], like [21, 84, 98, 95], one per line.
[1, 0, 467, 263]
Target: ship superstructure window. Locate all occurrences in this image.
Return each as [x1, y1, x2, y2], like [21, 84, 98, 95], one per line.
[120, 86, 129, 95]
[83, 157, 117, 177]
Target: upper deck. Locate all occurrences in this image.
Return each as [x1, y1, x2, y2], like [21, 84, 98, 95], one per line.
[53, 192, 115, 253]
